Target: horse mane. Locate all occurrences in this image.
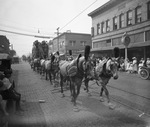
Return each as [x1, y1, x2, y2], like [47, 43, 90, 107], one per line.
[77, 54, 82, 70]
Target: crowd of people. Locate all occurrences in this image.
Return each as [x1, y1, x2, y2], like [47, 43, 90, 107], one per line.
[92, 56, 150, 74]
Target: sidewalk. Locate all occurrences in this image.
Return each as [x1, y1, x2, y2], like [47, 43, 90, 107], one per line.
[2, 62, 149, 127]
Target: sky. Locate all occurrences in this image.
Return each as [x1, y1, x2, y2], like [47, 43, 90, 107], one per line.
[0, 0, 109, 57]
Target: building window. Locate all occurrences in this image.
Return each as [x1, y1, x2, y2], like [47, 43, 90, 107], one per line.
[147, 2, 150, 19]
[113, 17, 117, 30]
[135, 6, 142, 23]
[119, 13, 125, 28]
[145, 30, 150, 41]
[97, 23, 100, 35]
[69, 41, 76, 46]
[91, 27, 94, 37]
[80, 41, 86, 46]
[106, 20, 110, 32]
[127, 10, 132, 26]
[106, 39, 111, 46]
[101, 22, 105, 33]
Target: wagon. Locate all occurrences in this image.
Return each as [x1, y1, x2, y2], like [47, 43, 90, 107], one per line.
[139, 66, 150, 80]
[0, 53, 12, 73]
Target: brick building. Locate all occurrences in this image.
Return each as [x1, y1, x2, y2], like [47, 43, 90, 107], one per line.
[88, 0, 150, 61]
[50, 32, 92, 57]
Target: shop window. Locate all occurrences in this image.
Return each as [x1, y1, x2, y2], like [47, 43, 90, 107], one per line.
[127, 10, 132, 26]
[147, 2, 150, 19]
[119, 13, 125, 28]
[106, 20, 110, 32]
[113, 17, 117, 30]
[97, 23, 100, 35]
[135, 6, 142, 23]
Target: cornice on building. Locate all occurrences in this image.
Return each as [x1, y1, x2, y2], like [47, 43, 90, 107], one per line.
[88, 0, 126, 18]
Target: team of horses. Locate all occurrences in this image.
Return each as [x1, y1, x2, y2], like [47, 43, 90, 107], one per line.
[29, 46, 120, 111]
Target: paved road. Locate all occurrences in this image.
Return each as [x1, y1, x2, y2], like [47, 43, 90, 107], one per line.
[88, 70, 150, 115]
[4, 62, 150, 127]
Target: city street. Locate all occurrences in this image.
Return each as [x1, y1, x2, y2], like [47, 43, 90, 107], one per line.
[5, 62, 150, 127]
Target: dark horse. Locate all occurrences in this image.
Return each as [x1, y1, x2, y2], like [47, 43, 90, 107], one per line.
[84, 47, 120, 109]
[59, 45, 95, 111]
[44, 55, 60, 86]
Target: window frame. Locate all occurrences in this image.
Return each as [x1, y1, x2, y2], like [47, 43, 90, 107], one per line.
[101, 22, 105, 33]
[119, 13, 125, 28]
[147, 1, 150, 20]
[135, 6, 142, 23]
[127, 10, 133, 26]
[69, 40, 76, 46]
[106, 20, 110, 32]
[113, 16, 117, 30]
[80, 41, 86, 46]
[97, 23, 100, 35]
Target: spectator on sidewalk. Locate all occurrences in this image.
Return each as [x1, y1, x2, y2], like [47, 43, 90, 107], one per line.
[131, 57, 138, 73]
[0, 70, 23, 112]
[138, 58, 145, 74]
[146, 58, 150, 68]
[125, 58, 132, 72]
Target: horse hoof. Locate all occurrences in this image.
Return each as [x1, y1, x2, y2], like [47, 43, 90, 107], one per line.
[73, 106, 79, 112]
[99, 97, 104, 102]
[108, 103, 116, 110]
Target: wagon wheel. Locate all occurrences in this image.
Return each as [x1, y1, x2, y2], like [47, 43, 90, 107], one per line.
[139, 68, 149, 80]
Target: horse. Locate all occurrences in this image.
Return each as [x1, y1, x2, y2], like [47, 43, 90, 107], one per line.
[59, 45, 95, 111]
[84, 47, 120, 109]
[40, 59, 46, 76]
[44, 58, 60, 85]
[33, 58, 41, 72]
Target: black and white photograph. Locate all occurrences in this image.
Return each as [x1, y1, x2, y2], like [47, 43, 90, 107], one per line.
[0, 0, 150, 126]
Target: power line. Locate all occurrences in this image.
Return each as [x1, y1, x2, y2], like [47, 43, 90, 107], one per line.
[0, 28, 54, 39]
[60, 0, 98, 31]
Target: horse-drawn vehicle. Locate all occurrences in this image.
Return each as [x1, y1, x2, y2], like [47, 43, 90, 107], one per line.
[139, 66, 150, 80]
[0, 53, 12, 73]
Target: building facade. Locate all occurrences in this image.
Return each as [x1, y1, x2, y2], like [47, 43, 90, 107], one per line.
[88, 0, 150, 61]
[0, 35, 10, 54]
[49, 32, 92, 57]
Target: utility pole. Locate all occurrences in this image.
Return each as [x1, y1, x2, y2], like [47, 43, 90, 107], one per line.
[56, 27, 60, 52]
